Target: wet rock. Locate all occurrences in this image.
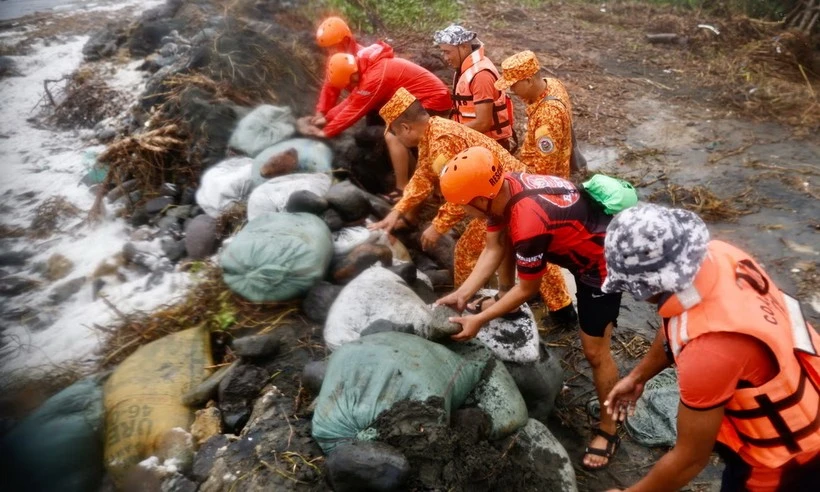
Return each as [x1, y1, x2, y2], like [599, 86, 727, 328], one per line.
[179, 187, 196, 206]
[0, 250, 32, 267]
[503, 345, 564, 421]
[408, 251, 438, 272]
[231, 333, 281, 360]
[332, 243, 392, 284]
[92, 278, 106, 300]
[161, 474, 198, 492]
[159, 42, 180, 57]
[82, 23, 127, 61]
[411, 277, 438, 305]
[362, 190, 392, 219]
[160, 183, 179, 198]
[259, 148, 298, 179]
[285, 190, 328, 215]
[129, 19, 185, 57]
[106, 179, 139, 202]
[0, 276, 39, 297]
[45, 253, 74, 281]
[130, 206, 150, 227]
[156, 216, 182, 236]
[160, 237, 186, 262]
[386, 262, 416, 284]
[423, 269, 452, 290]
[49, 276, 86, 304]
[427, 305, 462, 340]
[145, 196, 174, 215]
[94, 126, 117, 142]
[191, 434, 230, 483]
[360, 319, 415, 337]
[184, 215, 218, 260]
[422, 231, 455, 272]
[182, 362, 237, 407]
[302, 281, 342, 323]
[325, 181, 371, 222]
[325, 440, 411, 492]
[217, 364, 269, 433]
[191, 406, 223, 446]
[165, 205, 192, 219]
[0, 56, 18, 78]
[322, 208, 344, 232]
[301, 360, 327, 394]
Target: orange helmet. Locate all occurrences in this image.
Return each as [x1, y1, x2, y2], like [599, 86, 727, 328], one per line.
[316, 17, 353, 48]
[326, 53, 358, 89]
[439, 147, 504, 205]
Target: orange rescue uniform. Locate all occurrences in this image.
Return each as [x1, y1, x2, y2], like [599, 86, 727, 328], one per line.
[451, 46, 513, 143]
[661, 240, 820, 491]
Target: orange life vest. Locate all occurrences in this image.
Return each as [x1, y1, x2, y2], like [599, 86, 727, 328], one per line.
[451, 45, 513, 141]
[660, 240, 820, 468]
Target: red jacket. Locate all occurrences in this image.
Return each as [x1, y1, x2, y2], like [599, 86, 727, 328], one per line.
[315, 37, 364, 116]
[323, 42, 451, 138]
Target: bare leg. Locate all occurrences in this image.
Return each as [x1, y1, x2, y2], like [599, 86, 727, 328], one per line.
[580, 322, 619, 468]
[385, 132, 413, 191]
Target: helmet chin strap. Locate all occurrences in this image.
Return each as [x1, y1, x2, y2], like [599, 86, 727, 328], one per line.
[473, 197, 502, 222]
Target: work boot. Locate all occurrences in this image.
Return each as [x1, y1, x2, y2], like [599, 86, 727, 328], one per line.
[541, 303, 578, 333]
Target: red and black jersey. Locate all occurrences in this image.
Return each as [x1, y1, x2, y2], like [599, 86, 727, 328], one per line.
[487, 173, 611, 288]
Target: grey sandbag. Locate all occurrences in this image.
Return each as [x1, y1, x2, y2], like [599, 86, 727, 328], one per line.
[311, 332, 485, 453]
[251, 138, 333, 186]
[0, 377, 104, 492]
[228, 104, 295, 157]
[511, 419, 578, 492]
[625, 368, 679, 447]
[220, 212, 332, 302]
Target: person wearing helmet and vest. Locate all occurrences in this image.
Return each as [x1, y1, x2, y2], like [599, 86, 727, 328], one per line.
[493, 50, 579, 329]
[298, 46, 451, 193]
[434, 147, 623, 470]
[369, 89, 537, 304]
[601, 203, 820, 492]
[312, 16, 364, 124]
[434, 25, 515, 151]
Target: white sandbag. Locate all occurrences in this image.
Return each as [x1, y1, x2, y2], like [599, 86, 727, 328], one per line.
[251, 138, 333, 186]
[473, 288, 540, 364]
[247, 173, 332, 221]
[324, 266, 433, 351]
[332, 226, 380, 258]
[195, 157, 254, 218]
[228, 105, 295, 157]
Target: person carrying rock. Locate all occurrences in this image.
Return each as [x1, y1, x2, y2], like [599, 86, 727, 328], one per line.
[434, 25, 515, 152]
[434, 147, 623, 470]
[493, 50, 579, 329]
[601, 203, 820, 492]
[297, 44, 451, 195]
[368, 88, 528, 293]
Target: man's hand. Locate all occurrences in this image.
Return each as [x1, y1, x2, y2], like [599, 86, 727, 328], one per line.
[421, 224, 442, 251]
[449, 314, 483, 342]
[434, 290, 470, 312]
[310, 114, 327, 126]
[368, 210, 401, 232]
[604, 374, 645, 422]
[296, 116, 325, 137]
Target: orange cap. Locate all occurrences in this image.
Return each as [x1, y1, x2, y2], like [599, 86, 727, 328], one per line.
[316, 17, 353, 48]
[327, 53, 358, 89]
[379, 87, 417, 134]
[439, 147, 504, 205]
[495, 50, 540, 91]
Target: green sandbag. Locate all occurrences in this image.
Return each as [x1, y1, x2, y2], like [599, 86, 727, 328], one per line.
[0, 377, 105, 492]
[221, 212, 333, 302]
[312, 332, 486, 453]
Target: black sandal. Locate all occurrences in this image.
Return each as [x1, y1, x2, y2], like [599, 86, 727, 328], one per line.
[581, 428, 620, 471]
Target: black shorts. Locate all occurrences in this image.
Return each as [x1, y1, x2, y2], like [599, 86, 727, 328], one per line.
[575, 279, 621, 337]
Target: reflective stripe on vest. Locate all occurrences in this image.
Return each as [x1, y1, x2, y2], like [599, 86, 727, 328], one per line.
[452, 46, 513, 139]
[661, 240, 820, 468]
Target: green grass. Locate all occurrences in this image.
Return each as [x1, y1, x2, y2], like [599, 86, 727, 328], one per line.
[319, 0, 462, 33]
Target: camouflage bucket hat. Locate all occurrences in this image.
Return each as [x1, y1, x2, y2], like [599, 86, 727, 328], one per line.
[601, 203, 710, 299]
[433, 25, 477, 46]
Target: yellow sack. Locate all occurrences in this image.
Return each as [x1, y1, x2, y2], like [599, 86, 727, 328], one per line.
[103, 327, 212, 484]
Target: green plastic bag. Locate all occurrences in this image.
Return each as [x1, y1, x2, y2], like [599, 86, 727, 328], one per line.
[221, 212, 332, 302]
[311, 332, 485, 453]
[582, 174, 638, 214]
